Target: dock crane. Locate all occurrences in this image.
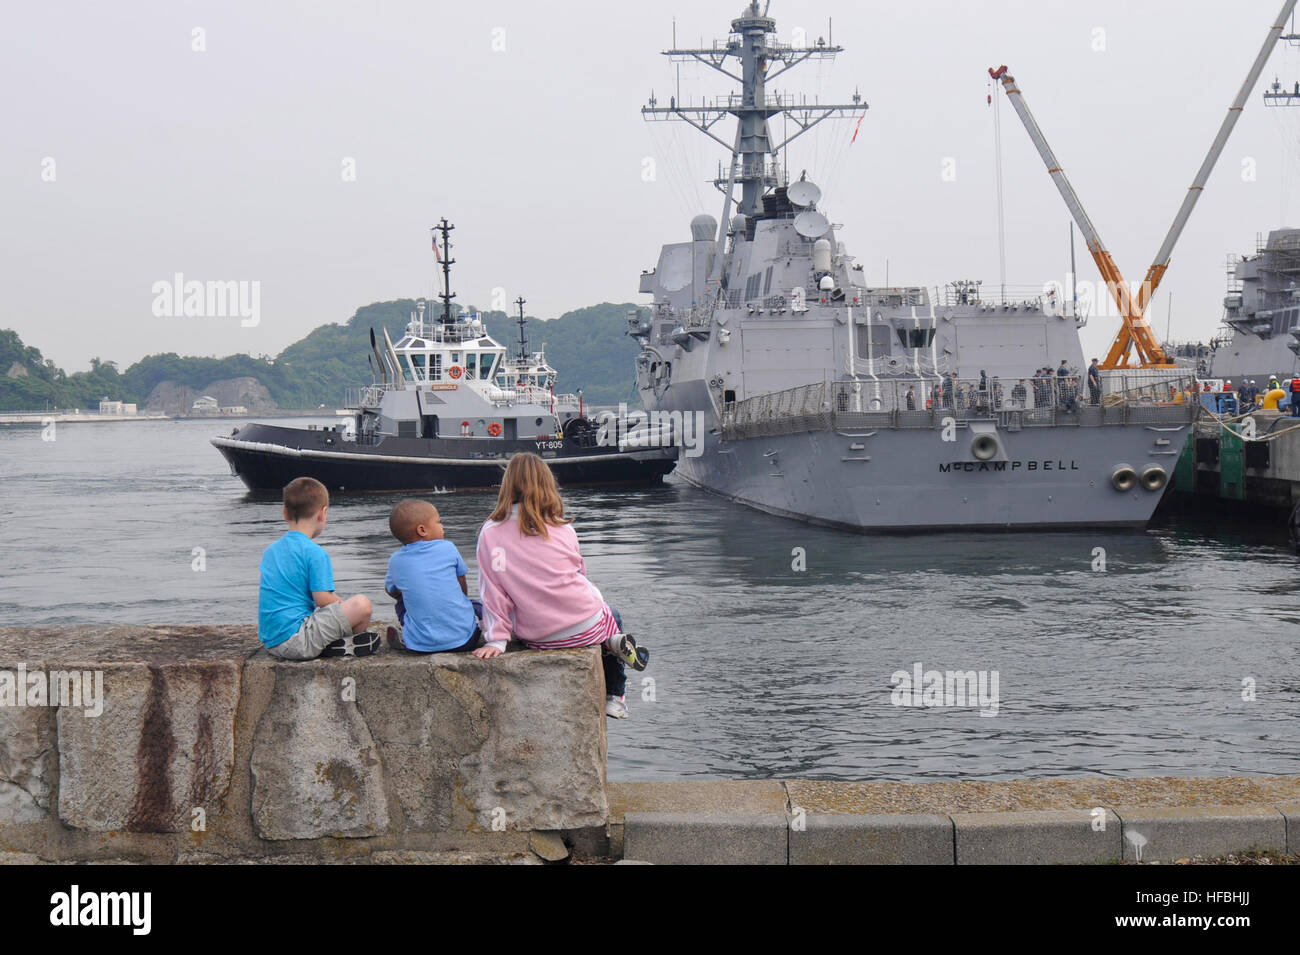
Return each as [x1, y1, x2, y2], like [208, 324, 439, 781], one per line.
[990, 0, 1298, 369]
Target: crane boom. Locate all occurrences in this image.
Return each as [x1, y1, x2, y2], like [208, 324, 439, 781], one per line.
[989, 0, 1297, 368]
[1136, 0, 1298, 318]
[987, 65, 1140, 342]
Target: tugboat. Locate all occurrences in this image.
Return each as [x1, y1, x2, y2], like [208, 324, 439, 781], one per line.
[213, 220, 677, 492]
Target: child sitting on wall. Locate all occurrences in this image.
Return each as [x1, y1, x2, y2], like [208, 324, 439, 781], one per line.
[259, 477, 376, 659]
[474, 453, 648, 719]
[384, 498, 482, 653]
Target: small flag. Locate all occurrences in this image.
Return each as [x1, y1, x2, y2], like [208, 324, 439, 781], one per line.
[850, 112, 865, 144]
[432, 236, 441, 261]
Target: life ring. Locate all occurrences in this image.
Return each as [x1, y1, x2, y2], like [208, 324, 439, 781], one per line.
[448, 365, 463, 380]
[487, 422, 502, 437]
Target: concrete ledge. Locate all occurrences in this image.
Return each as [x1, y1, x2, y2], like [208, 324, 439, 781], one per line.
[953, 809, 1121, 865]
[1116, 806, 1286, 862]
[0, 626, 608, 862]
[623, 812, 788, 865]
[608, 780, 787, 859]
[791, 813, 953, 865]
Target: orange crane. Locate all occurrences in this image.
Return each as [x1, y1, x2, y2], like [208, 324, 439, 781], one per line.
[989, 0, 1297, 369]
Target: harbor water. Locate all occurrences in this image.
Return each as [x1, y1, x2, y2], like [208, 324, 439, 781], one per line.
[1, 417, 1296, 781]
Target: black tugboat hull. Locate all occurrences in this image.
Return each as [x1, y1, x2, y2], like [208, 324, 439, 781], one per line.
[211, 423, 677, 492]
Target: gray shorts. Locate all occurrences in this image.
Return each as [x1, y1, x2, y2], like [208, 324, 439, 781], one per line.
[267, 603, 353, 660]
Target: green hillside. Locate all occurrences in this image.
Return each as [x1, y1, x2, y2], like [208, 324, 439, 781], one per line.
[0, 300, 646, 412]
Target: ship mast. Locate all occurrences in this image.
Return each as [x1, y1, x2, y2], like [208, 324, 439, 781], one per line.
[432, 217, 456, 326]
[643, 0, 864, 282]
[514, 296, 529, 359]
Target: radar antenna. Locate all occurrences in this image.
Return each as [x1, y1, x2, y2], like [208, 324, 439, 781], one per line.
[432, 218, 456, 326]
[642, 1, 865, 297]
[514, 296, 529, 359]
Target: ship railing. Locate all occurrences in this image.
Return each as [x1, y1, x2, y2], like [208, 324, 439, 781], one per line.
[848, 287, 931, 308]
[721, 374, 1199, 439]
[495, 384, 580, 409]
[344, 385, 385, 409]
[934, 283, 1052, 309]
[654, 301, 717, 327]
[403, 318, 486, 343]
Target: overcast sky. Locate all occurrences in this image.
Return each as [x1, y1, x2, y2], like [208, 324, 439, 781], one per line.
[6, 0, 1300, 372]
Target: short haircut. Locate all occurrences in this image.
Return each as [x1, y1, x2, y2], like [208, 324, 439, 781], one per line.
[283, 477, 328, 521]
[389, 498, 433, 544]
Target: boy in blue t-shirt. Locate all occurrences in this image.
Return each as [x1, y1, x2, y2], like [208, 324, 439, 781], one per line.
[259, 477, 376, 659]
[384, 499, 481, 653]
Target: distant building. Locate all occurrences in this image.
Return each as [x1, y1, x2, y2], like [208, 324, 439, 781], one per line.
[97, 400, 138, 416]
[219, 405, 248, 416]
[192, 396, 219, 414]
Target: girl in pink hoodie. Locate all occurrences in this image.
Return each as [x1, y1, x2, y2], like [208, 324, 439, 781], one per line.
[473, 453, 648, 718]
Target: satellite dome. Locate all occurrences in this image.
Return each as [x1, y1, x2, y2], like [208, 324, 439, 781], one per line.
[690, 214, 718, 241]
[731, 214, 747, 234]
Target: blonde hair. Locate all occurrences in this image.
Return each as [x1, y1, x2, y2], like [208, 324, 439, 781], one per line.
[488, 453, 570, 538]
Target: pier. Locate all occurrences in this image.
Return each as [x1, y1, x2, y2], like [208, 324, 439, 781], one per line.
[1172, 407, 1300, 512]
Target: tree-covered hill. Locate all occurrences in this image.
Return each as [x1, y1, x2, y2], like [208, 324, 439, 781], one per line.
[0, 300, 646, 412]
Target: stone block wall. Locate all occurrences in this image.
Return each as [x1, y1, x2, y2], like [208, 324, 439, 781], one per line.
[0, 627, 608, 863]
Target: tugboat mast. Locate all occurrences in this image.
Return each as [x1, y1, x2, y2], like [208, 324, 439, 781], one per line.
[433, 217, 456, 326]
[514, 296, 529, 359]
[642, 0, 864, 219]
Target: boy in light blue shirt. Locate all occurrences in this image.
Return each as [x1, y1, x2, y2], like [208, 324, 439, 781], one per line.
[384, 499, 481, 653]
[259, 477, 376, 659]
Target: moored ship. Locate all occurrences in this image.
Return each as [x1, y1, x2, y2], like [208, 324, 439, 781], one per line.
[214, 221, 676, 492]
[629, 2, 1196, 531]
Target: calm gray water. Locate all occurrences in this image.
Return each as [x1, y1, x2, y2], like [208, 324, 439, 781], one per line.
[1, 417, 1297, 781]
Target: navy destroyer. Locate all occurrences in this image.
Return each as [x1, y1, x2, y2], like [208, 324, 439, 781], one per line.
[629, 2, 1219, 531]
[214, 221, 676, 492]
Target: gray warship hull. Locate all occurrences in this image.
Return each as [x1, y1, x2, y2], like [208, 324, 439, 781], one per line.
[674, 410, 1188, 532]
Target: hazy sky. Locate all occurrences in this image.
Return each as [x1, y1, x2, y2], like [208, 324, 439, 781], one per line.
[7, 0, 1300, 372]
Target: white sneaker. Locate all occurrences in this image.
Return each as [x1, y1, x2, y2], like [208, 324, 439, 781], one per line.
[605, 695, 628, 719]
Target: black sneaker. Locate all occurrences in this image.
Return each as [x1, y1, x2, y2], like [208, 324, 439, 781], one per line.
[320, 631, 380, 658]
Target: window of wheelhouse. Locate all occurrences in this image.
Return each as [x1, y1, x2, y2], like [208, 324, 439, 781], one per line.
[409, 354, 428, 381]
[429, 353, 443, 381]
[894, 327, 936, 348]
[464, 353, 479, 380]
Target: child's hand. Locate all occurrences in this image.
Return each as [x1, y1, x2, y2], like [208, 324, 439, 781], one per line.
[473, 645, 502, 659]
